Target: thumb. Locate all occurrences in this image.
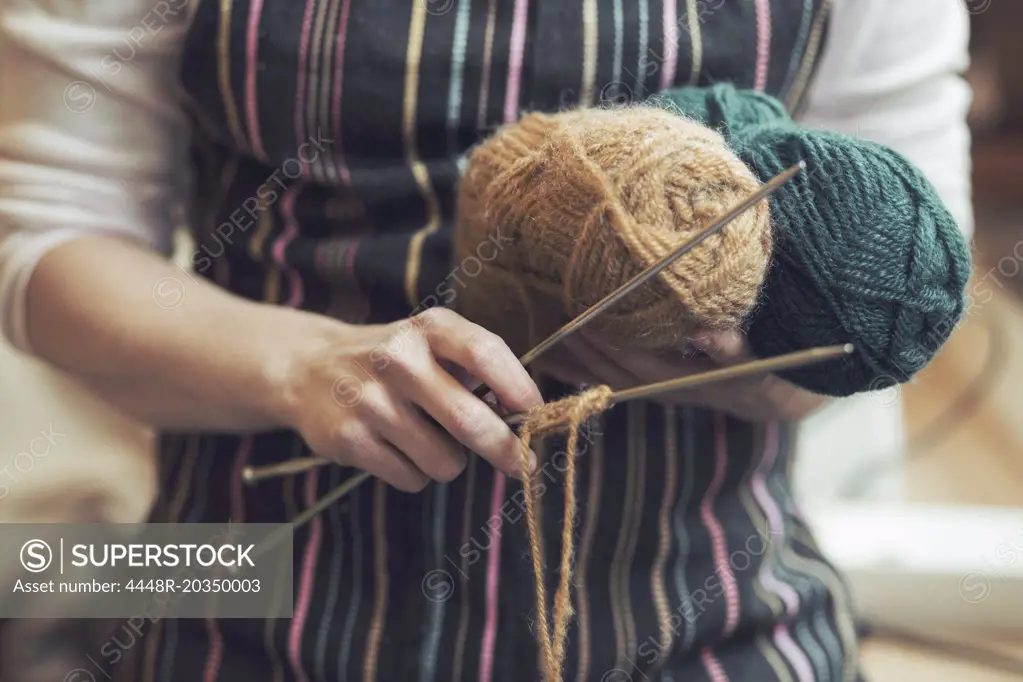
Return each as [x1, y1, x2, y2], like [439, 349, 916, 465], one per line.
[689, 329, 754, 365]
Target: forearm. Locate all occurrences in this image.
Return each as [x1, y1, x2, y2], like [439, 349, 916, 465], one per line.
[25, 234, 331, 432]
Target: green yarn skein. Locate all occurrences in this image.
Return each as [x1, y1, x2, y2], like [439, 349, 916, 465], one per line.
[648, 85, 972, 397]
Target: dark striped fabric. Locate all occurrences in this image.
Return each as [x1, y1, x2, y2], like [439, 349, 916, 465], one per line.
[116, 0, 865, 680]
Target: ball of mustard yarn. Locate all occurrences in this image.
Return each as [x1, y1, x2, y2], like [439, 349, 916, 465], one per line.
[454, 105, 773, 356]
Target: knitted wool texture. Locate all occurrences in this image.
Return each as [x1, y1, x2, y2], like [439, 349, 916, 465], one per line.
[454, 106, 773, 358]
[456, 84, 972, 396]
[651, 85, 973, 394]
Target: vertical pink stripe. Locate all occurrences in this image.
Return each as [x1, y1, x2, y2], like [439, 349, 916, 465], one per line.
[344, 240, 359, 278]
[700, 413, 740, 636]
[245, 0, 269, 162]
[660, 0, 679, 90]
[202, 620, 224, 682]
[477, 471, 507, 682]
[271, 0, 316, 309]
[760, 568, 801, 615]
[502, 0, 530, 123]
[478, 24, 531, 679]
[773, 623, 816, 682]
[288, 470, 323, 682]
[753, 0, 772, 91]
[280, 3, 315, 662]
[274, 185, 305, 306]
[201, 435, 253, 682]
[293, 0, 317, 146]
[750, 423, 801, 614]
[700, 647, 730, 682]
[750, 422, 815, 682]
[331, 0, 354, 184]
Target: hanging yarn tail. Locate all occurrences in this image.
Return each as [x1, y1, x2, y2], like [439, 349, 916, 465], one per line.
[518, 385, 614, 682]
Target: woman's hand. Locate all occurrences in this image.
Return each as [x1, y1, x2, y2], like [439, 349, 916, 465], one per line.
[25, 238, 541, 494]
[276, 307, 543, 492]
[533, 327, 830, 423]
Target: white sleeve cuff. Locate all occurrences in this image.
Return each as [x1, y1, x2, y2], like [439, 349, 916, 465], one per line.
[0, 0, 192, 355]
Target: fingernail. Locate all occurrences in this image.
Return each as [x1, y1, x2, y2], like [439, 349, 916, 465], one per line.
[520, 448, 539, 477]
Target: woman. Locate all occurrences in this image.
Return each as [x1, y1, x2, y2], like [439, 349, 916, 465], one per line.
[0, 0, 972, 680]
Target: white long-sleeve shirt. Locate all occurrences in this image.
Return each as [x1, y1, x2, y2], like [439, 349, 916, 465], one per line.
[0, 0, 974, 503]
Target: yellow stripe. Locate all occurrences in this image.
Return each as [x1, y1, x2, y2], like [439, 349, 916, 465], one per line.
[319, 0, 344, 183]
[580, 0, 599, 105]
[789, 525, 860, 682]
[168, 435, 201, 520]
[574, 425, 605, 682]
[249, 191, 281, 301]
[785, 0, 832, 110]
[140, 436, 199, 682]
[451, 457, 478, 682]
[649, 405, 678, 673]
[139, 435, 188, 682]
[266, 440, 304, 682]
[217, 0, 248, 149]
[622, 402, 645, 660]
[476, 0, 498, 130]
[757, 634, 795, 682]
[738, 426, 785, 617]
[363, 479, 389, 682]
[685, 0, 703, 84]
[609, 404, 644, 667]
[307, 0, 333, 181]
[401, 1, 442, 307]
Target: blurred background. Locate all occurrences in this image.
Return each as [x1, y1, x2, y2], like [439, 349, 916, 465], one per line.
[2, 3, 1023, 681]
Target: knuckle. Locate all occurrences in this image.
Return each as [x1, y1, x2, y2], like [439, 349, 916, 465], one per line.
[449, 402, 491, 444]
[412, 306, 450, 331]
[356, 383, 392, 420]
[464, 330, 506, 368]
[334, 421, 374, 455]
[433, 454, 467, 483]
[384, 340, 427, 376]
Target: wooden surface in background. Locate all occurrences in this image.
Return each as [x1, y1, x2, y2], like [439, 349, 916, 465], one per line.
[857, 227, 1023, 679]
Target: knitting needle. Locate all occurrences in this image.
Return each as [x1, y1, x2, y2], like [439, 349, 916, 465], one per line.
[242, 162, 805, 485]
[245, 342, 853, 557]
[501, 343, 854, 426]
[470, 158, 806, 397]
[242, 342, 851, 484]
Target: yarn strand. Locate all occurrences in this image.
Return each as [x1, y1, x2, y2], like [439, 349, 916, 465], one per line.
[518, 385, 614, 682]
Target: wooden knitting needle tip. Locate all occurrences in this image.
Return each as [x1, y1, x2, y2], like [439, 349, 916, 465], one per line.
[501, 342, 854, 427]
[243, 457, 331, 485]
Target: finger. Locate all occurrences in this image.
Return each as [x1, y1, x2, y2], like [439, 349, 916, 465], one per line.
[385, 346, 535, 479]
[336, 422, 430, 493]
[415, 308, 542, 412]
[365, 395, 468, 483]
[689, 329, 755, 365]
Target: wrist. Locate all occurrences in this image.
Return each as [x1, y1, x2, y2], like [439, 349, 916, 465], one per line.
[248, 304, 346, 431]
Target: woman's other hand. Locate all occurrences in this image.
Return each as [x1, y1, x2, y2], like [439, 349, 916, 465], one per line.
[533, 328, 830, 423]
